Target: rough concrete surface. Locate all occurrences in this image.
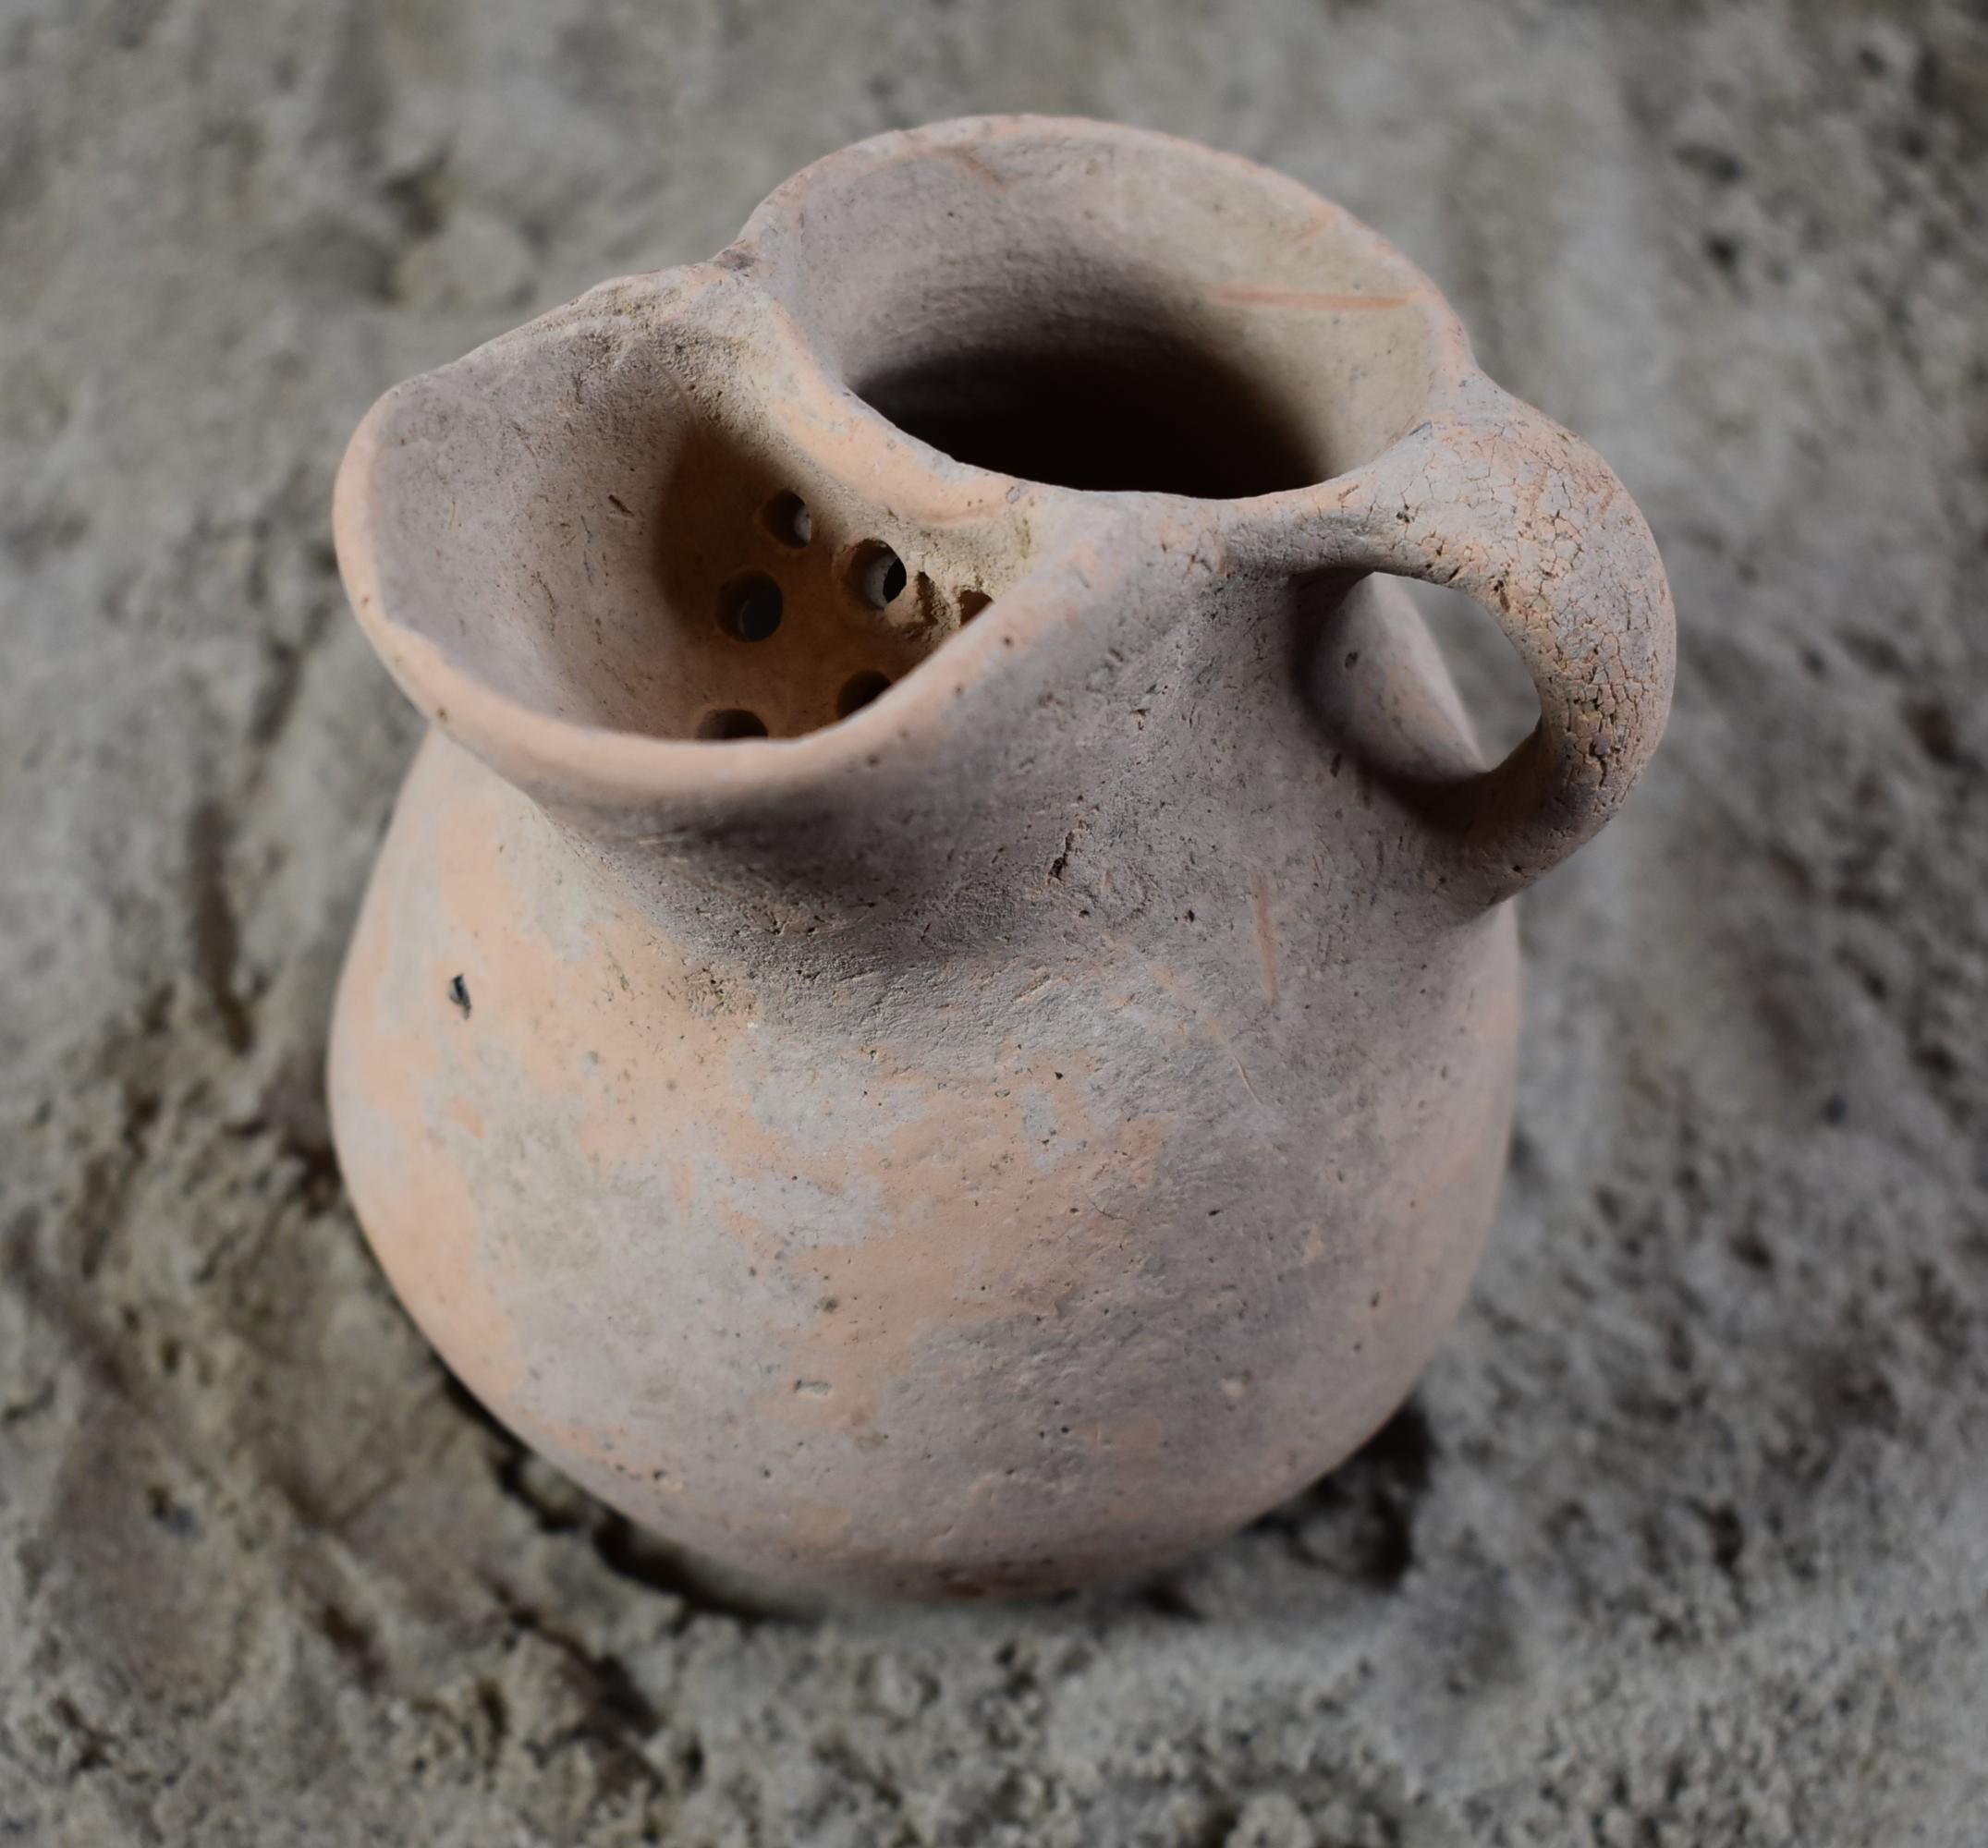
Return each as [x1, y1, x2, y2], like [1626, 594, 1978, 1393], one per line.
[1, 1, 1983, 1842]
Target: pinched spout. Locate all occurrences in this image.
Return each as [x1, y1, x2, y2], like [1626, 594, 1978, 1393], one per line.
[330, 255, 1136, 963]
[335, 116, 1669, 967]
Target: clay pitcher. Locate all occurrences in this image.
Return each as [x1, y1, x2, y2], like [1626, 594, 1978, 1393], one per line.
[329, 116, 1673, 1598]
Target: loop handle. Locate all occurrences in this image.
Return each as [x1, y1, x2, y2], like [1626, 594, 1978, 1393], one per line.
[1348, 390, 1676, 908]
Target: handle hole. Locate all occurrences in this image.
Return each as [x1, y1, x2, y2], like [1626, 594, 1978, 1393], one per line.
[1402, 579, 1540, 764]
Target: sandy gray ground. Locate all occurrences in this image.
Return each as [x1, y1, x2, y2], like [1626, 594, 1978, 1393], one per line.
[3, 0, 1986, 1842]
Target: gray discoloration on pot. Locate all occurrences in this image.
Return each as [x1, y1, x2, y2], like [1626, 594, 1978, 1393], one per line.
[328, 116, 1673, 1597]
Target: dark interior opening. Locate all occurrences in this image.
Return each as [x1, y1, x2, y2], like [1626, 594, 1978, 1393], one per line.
[855, 326, 1327, 499]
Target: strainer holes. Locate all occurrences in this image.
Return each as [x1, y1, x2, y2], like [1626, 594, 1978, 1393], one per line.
[696, 708, 769, 741]
[848, 542, 907, 610]
[835, 670, 892, 719]
[719, 572, 783, 642]
[761, 492, 811, 548]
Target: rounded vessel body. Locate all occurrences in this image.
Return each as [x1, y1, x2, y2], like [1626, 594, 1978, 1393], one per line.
[329, 116, 1673, 1596]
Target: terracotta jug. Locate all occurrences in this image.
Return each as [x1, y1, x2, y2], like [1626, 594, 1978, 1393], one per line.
[329, 116, 1673, 1598]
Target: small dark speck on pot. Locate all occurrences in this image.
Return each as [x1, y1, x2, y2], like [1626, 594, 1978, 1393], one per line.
[448, 975, 471, 1017]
